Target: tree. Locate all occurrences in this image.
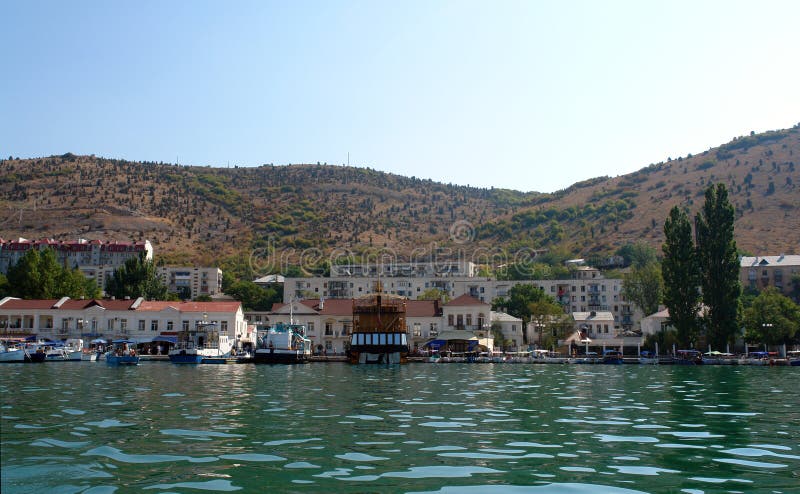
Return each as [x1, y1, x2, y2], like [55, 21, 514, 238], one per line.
[661, 206, 701, 347]
[418, 288, 450, 302]
[617, 241, 658, 269]
[743, 288, 800, 346]
[492, 284, 549, 329]
[5, 248, 100, 299]
[622, 262, 663, 317]
[105, 253, 169, 301]
[695, 184, 741, 349]
[529, 297, 567, 348]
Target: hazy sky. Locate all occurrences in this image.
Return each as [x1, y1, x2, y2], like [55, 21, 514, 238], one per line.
[2, 0, 798, 193]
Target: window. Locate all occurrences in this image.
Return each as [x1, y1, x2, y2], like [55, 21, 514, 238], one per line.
[307, 322, 315, 333]
[62, 319, 70, 330]
[448, 314, 454, 326]
[581, 286, 585, 292]
[413, 323, 421, 337]
[107, 319, 114, 331]
[221, 321, 228, 332]
[456, 315, 463, 327]
[138, 320, 145, 331]
[182, 320, 189, 331]
[466, 314, 472, 327]
[511, 325, 517, 333]
[604, 325, 609, 333]
[167, 321, 174, 332]
[121, 319, 128, 331]
[325, 322, 333, 336]
[151, 320, 158, 332]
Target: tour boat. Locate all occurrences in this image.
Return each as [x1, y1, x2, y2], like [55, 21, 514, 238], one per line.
[347, 283, 409, 364]
[169, 321, 234, 364]
[254, 322, 311, 364]
[105, 339, 140, 365]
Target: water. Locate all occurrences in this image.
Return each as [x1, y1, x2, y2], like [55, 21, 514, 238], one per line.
[1, 363, 798, 494]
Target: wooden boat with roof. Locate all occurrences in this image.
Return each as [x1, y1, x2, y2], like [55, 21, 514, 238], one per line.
[347, 282, 409, 364]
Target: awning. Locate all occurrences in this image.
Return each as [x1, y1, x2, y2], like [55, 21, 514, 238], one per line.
[151, 336, 177, 344]
[91, 338, 108, 344]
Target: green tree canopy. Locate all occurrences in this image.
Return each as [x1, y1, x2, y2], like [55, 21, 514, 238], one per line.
[743, 288, 800, 346]
[661, 206, 701, 347]
[105, 253, 169, 301]
[418, 288, 450, 302]
[5, 248, 100, 299]
[617, 241, 658, 269]
[225, 280, 280, 311]
[492, 283, 549, 327]
[622, 262, 663, 317]
[695, 183, 741, 349]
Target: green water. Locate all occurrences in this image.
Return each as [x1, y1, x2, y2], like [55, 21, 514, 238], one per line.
[1, 362, 798, 493]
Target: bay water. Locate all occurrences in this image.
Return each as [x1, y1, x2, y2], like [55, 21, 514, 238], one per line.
[1, 362, 798, 493]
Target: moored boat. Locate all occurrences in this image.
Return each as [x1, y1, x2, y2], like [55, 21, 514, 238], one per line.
[0, 339, 45, 363]
[639, 350, 658, 365]
[347, 283, 409, 365]
[169, 321, 234, 364]
[602, 349, 624, 365]
[254, 322, 311, 364]
[105, 339, 139, 365]
[573, 351, 600, 364]
[787, 350, 800, 366]
[675, 349, 702, 365]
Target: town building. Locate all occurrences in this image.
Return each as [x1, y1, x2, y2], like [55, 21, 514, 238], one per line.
[248, 298, 442, 355]
[0, 238, 152, 275]
[0, 297, 247, 346]
[283, 264, 641, 333]
[740, 254, 800, 302]
[157, 266, 223, 300]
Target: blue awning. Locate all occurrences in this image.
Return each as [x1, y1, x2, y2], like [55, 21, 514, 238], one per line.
[423, 339, 446, 349]
[152, 336, 177, 344]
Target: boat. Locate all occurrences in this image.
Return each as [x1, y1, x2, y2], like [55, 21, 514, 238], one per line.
[573, 351, 600, 364]
[105, 339, 140, 365]
[674, 349, 703, 365]
[787, 350, 800, 367]
[741, 351, 771, 366]
[602, 349, 624, 365]
[44, 339, 84, 361]
[254, 322, 311, 364]
[347, 283, 409, 364]
[0, 339, 45, 363]
[639, 350, 659, 365]
[702, 350, 737, 365]
[169, 321, 234, 364]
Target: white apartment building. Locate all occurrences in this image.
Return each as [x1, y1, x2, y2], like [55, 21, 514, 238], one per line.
[157, 266, 223, 300]
[283, 266, 641, 332]
[0, 297, 246, 345]
[330, 260, 477, 278]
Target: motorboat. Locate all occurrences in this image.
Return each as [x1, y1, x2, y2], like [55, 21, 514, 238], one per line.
[602, 349, 624, 365]
[787, 350, 800, 366]
[254, 322, 311, 364]
[675, 349, 702, 365]
[105, 339, 139, 365]
[0, 339, 45, 363]
[169, 321, 234, 364]
[639, 350, 659, 365]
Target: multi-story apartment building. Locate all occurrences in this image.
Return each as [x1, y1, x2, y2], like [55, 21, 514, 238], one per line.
[740, 255, 800, 302]
[283, 265, 642, 332]
[0, 238, 153, 274]
[0, 297, 248, 345]
[330, 260, 477, 278]
[157, 267, 223, 300]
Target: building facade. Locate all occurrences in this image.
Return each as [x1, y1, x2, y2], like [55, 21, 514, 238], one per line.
[157, 266, 223, 300]
[283, 265, 641, 333]
[0, 238, 153, 275]
[740, 255, 800, 302]
[0, 297, 246, 345]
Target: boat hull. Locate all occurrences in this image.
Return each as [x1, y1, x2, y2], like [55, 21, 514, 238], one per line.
[254, 350, 309, 364]
[105, 354, 139, 365]
[348, 351, 406, 365]
[169, 353, 205, 364]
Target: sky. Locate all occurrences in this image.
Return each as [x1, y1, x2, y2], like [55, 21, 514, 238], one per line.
[2, 0, 798, 193]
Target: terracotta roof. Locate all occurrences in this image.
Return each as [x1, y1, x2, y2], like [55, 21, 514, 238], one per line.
[59, 299, 137, 310]
[443, 294, 488, 307]
[135, 301, 241, 313]
[0, 298, 63, 310]
[406, 300, 440, 317]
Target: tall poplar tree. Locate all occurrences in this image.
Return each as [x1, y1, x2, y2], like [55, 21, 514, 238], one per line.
[661, 206, 701, 347]
[695, 183, 741, 349]
[105, 253, 170, 301]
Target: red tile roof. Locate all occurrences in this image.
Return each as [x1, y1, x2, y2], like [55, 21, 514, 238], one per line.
[0, 299, 63, 310]
[136, 301, 241, 313]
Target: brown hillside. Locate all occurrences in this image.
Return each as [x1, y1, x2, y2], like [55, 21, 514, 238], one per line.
[1, 125, 798, 274]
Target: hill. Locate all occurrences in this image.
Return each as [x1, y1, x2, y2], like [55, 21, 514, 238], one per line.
[2, 125, 799, 276]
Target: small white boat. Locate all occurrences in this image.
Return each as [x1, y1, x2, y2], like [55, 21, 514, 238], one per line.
[254, 322, 311, 364]
[788, 350, 800, 367]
